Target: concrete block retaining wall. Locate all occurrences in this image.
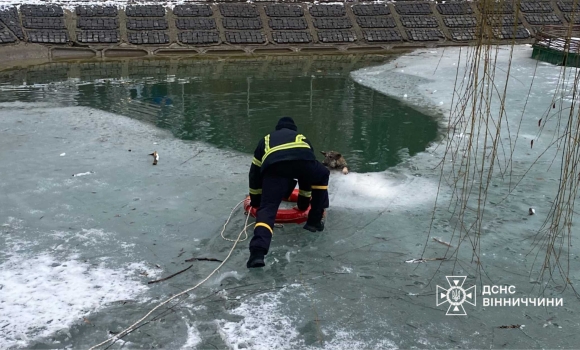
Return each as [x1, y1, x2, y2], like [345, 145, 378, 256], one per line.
[0, 1, 570, 66]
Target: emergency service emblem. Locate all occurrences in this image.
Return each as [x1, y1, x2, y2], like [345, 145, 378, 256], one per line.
[436, 276, 476, 316]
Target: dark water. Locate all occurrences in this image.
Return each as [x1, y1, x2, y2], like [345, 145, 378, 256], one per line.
[0, 56, 440, 172]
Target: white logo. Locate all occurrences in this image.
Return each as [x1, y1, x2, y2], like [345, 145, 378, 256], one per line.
[436, 276, 476, 315]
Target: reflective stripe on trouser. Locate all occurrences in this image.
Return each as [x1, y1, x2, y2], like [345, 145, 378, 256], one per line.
[249, 160, 330, 254]
[249, 175, 293, 255]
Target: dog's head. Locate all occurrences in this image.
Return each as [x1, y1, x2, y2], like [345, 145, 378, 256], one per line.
[321, 151, 347, 169]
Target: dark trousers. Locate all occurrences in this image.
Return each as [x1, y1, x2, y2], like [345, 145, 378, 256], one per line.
[249, 160, 330, 255]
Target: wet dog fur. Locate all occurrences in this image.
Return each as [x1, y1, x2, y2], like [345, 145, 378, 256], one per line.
[321, 151, 349, 175]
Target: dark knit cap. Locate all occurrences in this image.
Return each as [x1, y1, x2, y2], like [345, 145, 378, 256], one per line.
[275, 117, 298, 131]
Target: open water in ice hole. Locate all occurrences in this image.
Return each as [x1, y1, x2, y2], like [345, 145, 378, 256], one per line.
[0, 56, 440, 172]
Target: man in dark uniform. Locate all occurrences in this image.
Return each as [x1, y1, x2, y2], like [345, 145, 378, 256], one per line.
[247, 117, 330, 268]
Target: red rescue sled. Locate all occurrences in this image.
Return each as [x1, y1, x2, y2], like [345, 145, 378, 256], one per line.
[244, 188, 310, 224]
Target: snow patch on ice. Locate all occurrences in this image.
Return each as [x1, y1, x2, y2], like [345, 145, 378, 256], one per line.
[0, 222, 156, 348]
[0, 240, 150, 348]
[328, 171, 438, 210]
[217, 286, 302, 350]
[75, 228, 112, 246]
[338, 266, 353, 274]
[181, 322, 202, 350]
[2, 216, 24, 230]
[217, 284, 397, 350]
[323, 330, 398, 350]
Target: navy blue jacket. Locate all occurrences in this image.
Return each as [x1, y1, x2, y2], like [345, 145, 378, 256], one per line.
[248, 127, 316, 206]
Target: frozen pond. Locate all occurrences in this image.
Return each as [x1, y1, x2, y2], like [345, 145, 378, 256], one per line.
[1, 48, 579, 349]
[0, 56, 439, 173]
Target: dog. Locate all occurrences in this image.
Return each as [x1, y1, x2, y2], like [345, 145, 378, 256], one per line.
[321, 151, 349, 175]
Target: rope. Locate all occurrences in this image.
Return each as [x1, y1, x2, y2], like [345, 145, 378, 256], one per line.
[221, 198, 251, 242]
[89, 199, 253, 350]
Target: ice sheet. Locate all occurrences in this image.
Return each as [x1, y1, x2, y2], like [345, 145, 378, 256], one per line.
[0, 229, 153, 348]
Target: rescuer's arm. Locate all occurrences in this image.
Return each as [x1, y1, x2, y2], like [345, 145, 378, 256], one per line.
[249, 139, 265, 208]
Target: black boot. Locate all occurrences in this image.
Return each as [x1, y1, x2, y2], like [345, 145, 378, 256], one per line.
[247, 249, 266, 268]
[303, 220, 325, 232]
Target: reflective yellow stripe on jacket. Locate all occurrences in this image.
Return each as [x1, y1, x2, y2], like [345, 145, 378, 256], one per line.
[249, 188, 262, 195]
[252, 157, 262, 167]
[262, 134, 310, 163]
[264, 134, 271, 152]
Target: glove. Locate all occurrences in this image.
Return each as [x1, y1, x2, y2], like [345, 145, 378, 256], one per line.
[250, 193, 261, 208]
